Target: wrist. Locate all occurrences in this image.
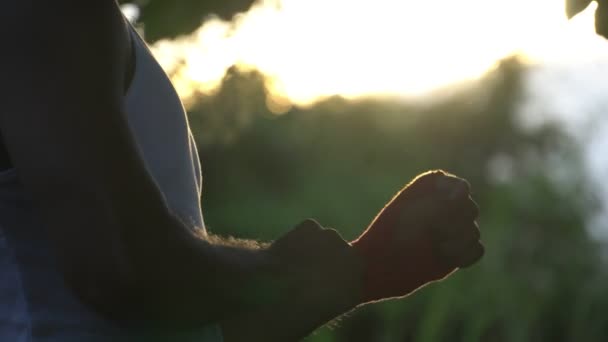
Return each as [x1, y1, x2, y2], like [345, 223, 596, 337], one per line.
[350, 221, 396, 303]
[351, 225, 438, 303]
[337, 243, 366, 309]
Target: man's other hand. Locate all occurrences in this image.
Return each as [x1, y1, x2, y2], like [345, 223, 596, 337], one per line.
[268, 219, 364, 311]
[351, 170, 484, 302]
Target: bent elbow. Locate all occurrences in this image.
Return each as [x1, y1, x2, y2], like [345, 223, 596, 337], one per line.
[62, 260, 139, 323]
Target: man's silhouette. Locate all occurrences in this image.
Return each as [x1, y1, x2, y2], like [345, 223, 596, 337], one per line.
[0, 1, 483, 341]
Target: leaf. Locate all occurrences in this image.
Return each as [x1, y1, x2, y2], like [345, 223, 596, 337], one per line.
[566, 0, 593, 19]
[596, 0, 608, 38]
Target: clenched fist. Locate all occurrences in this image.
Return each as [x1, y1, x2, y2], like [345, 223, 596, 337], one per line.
[351, 170, 484, 302]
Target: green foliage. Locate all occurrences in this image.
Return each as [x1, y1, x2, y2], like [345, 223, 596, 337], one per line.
[184, 58, 607, 341]
[129, 2, 608, 339]
[121, 0, 258, 41]
[566, 0, 608, 38]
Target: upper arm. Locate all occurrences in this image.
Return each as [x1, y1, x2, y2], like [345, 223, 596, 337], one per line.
[0, 1, 130, 196]
[0, 1, 167, 291]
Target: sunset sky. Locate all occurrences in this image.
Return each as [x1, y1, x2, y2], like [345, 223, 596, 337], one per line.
[122, 0, 608, 239]
[141, 0, 608, 108]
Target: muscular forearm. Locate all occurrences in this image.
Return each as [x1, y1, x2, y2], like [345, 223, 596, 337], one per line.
[94, 209, 291, 327]
[221, 303, 356, 342]
[0, 10, 294, 328]
[3, 3, 364, 331]
[220, 269, 361, 342]
[220, 224, 365, 341]
[122, 221, 364, 335]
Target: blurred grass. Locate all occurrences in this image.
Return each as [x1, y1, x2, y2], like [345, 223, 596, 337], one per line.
[181, 59, 608, 341]
[116, 1, 608, 339]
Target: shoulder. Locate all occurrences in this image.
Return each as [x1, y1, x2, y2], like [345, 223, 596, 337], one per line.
[2, 1, 128, 63]
[2, 0, 132, 101]
[2, 1, 123, 31]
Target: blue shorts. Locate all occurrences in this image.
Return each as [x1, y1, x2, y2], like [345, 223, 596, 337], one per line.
[0, 169, 222, 341]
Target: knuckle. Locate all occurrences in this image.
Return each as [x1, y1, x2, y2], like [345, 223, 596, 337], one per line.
[412, 170, 449, 188]
[448, 198, 478, 221]
[319, 226, 336, 238]
[420, 169, 447, 181]
[434, 174, 470, 200]
[471, 223, 481, 241]
[298, 219, 323, 232]
[321, 228, 347, 246]
[438, 240, 460, 257]
[459, 178, 472, 193]
[434, 221, 478, 242]
[315, 227, 350, 255]
[290, 219, 325, 245]
[469, 199, 480, 219]
[451, 179, 471, 199]
[437, 234, 482, 258]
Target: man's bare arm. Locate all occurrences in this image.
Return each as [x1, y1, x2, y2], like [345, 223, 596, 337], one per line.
[218, 221, 364, 341]
[0, 2, 482, 339]
[220, 172, 484, 341]
[0, 0, 324, 327]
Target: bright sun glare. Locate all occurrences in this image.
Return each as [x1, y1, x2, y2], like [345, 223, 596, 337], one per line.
[150, 0, 608, 110]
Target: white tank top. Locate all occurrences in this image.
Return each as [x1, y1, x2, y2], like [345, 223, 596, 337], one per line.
[125, 26, 206, 232]
[0, 23, 220, 341]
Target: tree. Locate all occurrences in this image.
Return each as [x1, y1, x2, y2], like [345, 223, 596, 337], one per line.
[566, 0, 608, 38]
[121, 0, 258, 41]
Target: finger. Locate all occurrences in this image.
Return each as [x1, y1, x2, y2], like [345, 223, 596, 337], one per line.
[435, 174, 471, 201]
[467, 197, 480, 220]
[316, 227, 351, 254]
[399, 197, 480, 247]
[456, 241, 485, 268]
[392, 171, 468, 215]
[437, 236, 484, 268]
[293, 220, 350, 256]
[436, 196, 479, 224]
[394, 170, 457, 202]
[272, 218, 323, 253]
[294, 218, 323, 233]
[291, 218, 324, 242]
[433, 221, 481, 242]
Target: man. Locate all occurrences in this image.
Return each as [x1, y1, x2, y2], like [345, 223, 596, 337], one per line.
[0, 1, 483, 341]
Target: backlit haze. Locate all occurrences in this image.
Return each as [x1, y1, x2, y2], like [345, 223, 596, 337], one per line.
[143, 0, 608, 109]
[124, 0, 608, 240]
